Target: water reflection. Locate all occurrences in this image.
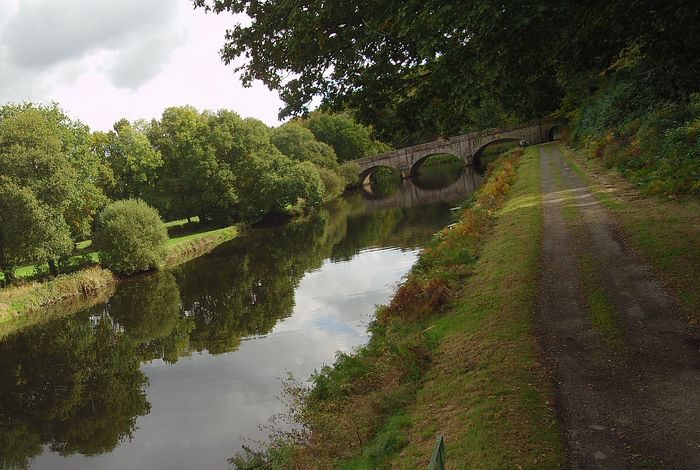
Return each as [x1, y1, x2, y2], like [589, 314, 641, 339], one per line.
[0, 312, 150, 469]
[1, 166, 484, 469]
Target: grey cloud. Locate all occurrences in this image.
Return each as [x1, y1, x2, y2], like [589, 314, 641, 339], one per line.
[1, 0, 179, 71]
[108, 29, 184, 89]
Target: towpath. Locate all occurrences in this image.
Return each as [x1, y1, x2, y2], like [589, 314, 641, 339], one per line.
[536, 142, 700, 468]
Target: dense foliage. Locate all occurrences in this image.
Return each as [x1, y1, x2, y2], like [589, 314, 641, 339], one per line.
[0, 104, 109, 279]
[570, 83, 700, 196]
[0, 101, 382, 281]
[302, 112, 390, 161]
[195, 0, 699, 143]
[93, 199, 169, 275]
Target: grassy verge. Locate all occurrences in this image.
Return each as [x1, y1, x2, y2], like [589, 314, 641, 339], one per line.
[165, 225, 240, 267]
[0, 224, 241, 332]
[0, 267, 116, 325]
[231, 148, 564, 469]
[562, 146, 700, 323]
[389, 146, 563, 468]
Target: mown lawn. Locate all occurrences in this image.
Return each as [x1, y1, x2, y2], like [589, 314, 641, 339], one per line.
[0, 216, 228, 284]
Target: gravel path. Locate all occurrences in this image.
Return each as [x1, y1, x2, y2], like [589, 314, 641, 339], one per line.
[536, 143, 700, 469]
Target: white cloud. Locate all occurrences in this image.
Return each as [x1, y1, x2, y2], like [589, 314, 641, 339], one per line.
[2, 0, 178, 70]
[0, 0, 283, 130]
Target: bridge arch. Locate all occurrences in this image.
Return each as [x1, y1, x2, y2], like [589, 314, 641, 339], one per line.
[359, 165, 400, 187]
[408, 152, 463, 178]
[352, 120, 563, 179]
[548, 125, 565, 141]
[473, 138, 523, 165]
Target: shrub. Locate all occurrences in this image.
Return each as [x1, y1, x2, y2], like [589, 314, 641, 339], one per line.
[316, 166, 346, 201]
[93, 199, 168, 275]
[572, 91, 700, 197]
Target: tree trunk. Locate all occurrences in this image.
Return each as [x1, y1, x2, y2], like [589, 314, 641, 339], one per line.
[3, 269, 15, 285]
[48, 259, 59, 277]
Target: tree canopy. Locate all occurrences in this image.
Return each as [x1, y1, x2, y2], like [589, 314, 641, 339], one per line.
[0, 101, 387, 282]
[194, 0, 700, 139]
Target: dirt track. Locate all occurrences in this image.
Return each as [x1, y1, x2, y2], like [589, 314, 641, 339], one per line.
[536, 143, 700, 469]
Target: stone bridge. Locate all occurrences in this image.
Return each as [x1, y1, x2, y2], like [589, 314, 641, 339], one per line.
[355, 120, 564, 180]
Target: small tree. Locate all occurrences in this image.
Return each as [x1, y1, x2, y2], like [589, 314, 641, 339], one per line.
[0, 180, 73, 280]
[93, 199, 168, 275]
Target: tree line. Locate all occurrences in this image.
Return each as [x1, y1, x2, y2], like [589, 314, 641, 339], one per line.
[0, 103, 389, 281]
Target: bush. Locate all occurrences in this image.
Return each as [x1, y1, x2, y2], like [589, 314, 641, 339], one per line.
[316, 166, 346, 201]
[93, 199, 168, 275]
[572, 91, 700, 197]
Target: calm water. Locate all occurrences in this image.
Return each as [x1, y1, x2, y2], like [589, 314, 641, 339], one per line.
[0, 164, 483, 469]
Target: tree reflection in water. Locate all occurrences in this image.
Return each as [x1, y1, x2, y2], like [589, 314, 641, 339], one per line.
[0, 166, 483, 466]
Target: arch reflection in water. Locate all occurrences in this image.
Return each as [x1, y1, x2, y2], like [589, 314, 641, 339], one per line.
[360, 164, 484, 213]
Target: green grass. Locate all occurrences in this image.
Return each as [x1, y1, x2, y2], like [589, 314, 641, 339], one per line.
[562, 147, 700, 322]
[387, 147, 564, 468]
[578, 251, 623, 343]
[165, 215, 200, 228]
[166, 226, 234, 247]
[342, 413, 412, 469]
[1, 218, 231, 283]
[165, 225, 240, 267]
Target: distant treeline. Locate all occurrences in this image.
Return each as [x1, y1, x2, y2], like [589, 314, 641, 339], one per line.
[0, 103, 389, 280]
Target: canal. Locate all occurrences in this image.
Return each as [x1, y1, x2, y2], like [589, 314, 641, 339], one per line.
[0, 162, 483, 469]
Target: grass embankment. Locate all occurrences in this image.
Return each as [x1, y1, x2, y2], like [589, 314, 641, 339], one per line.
[561, 146, 700, 323]
[165, 225, 240, 267]
[233, 148, 564, 469]
[0, 224, 241, 329]
[0, 267, 115, 325]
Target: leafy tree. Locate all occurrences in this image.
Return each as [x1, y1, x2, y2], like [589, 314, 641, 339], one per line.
[0, 103, 108, 242]
[234, 151, 324, 219]
[0, 179, 73, 280]
[96, 119, 164, 200]
[194, 1, 700, 139]
[93, 199, 169, 275]
[270, 122, 339, 169]
[316, 166, 346, 201]
[304, 112, 390, 161]
[147, 106, 237, 222]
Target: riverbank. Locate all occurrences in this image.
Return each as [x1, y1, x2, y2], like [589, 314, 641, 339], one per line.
[0, 224, 241, 330]
[231, 147, 565, 468]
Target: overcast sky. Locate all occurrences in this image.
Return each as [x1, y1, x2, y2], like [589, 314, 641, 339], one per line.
[0, 0, 284, 131]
